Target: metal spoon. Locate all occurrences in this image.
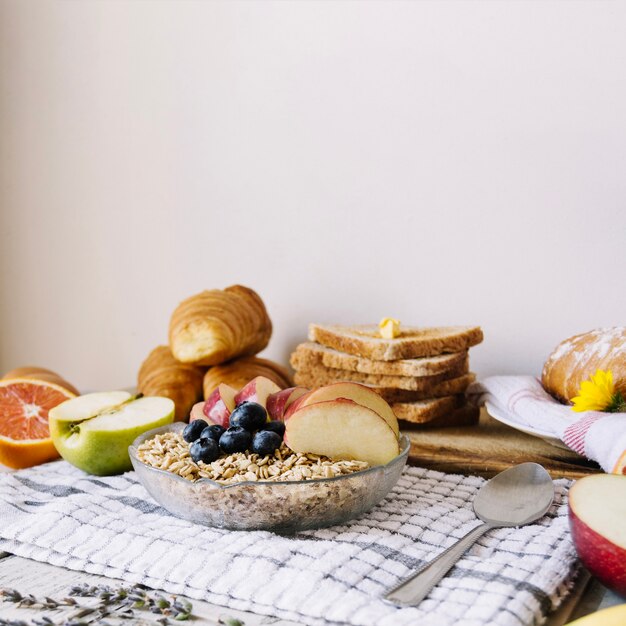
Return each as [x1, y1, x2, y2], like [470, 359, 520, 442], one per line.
[385, 462, 554, 606]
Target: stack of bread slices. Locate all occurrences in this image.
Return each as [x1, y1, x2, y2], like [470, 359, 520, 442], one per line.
[290, 323, 483, 427]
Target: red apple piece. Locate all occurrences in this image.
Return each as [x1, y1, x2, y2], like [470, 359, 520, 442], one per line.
[569, 473, 626, 598]
[283, 393, 308, 420]
[267, 387, 309, 421]
[287, 382, 399, 435]
[234, 376, 282, 409]
[189, 402, 208, 423]
[284, 399, 400, 466]
[202, 383, 237, 428]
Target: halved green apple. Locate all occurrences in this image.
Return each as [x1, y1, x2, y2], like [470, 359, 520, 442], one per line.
[49, 391, 174, 475]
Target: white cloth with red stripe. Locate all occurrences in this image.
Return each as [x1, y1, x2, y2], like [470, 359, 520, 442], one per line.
[468, 376, 626, 474]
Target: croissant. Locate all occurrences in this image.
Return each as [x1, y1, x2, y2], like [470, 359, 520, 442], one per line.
[169, 285, 272, 366]
[542, 327, 626, 402]
[203, 356, 292, 398]
[2, 366, 79, 396]
[138, 346, 205, 421]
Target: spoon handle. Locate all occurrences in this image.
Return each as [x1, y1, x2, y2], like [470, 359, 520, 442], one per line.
[385, 522, 491, 606]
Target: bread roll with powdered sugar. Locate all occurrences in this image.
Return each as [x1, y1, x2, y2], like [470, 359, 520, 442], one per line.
[542, 327, 626, 403]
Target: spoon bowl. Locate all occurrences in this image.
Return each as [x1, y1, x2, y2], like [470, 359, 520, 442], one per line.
[386, 462, 555, 606]
[474, 462, 555, 527]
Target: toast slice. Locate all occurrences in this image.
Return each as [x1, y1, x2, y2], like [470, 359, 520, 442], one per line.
[293, 369, 476, 399]
[374, 374, 476, 402]
[291, 342, 469, 377]
[390, 394, 465, 423]
[291, 360, 468, 391]
[309, 323, 483, 361]
[397, 403, 479, 429]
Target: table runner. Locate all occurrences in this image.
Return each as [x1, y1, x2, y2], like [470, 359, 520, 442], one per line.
[0, 461, 579, 626]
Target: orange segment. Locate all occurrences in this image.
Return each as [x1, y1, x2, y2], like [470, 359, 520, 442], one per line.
[0, 378, 75, 469]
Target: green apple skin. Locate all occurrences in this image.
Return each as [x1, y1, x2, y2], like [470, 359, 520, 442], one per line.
[49, 395, 175, 476]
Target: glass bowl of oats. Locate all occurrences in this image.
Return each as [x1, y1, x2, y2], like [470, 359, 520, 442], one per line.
[129, 422, 410, 532]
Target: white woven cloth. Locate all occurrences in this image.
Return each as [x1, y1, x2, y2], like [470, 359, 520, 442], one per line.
[0, 460, 578, 626]
[469, 376, 626, 473]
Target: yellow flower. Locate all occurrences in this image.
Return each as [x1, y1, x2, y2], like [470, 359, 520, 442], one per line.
[571, 369, 625, 413]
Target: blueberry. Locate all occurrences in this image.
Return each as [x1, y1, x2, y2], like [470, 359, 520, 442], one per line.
[251, 430, 282, 456]
[189, 437, 220, 464]
[229, 402, 267, 431]
[200, 424, 226, 442]
[259, 421, 285, 437]
[219, 426, 252, 454]
[183, 419, 208, 443]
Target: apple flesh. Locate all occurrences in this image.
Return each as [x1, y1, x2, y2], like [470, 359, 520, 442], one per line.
[234, 376, 282, 409]
[287, 382, 399, 436]
[49, 392, 175, 476]
[202, 383, 237, 427]
[266, 386, 309, 421]
[284, 398, 400, 466]
[189, 401, 208, 423]
[52, 391, 132, 421]
[569, 473, 626, 598]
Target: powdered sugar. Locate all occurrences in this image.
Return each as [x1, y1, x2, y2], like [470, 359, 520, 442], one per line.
[543, 327, 626, 398]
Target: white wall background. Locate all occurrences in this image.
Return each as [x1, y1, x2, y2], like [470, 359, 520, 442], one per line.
[1, 0, 625, 391]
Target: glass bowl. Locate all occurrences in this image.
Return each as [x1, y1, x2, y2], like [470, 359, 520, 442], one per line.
[129, 423, 410, 532]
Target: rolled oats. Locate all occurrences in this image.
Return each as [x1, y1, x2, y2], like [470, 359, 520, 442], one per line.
[136, 432, 370, 485]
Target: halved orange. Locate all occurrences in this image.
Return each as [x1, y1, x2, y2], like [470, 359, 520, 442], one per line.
[2, 366, 80, 396]
[0, 379, 76, 469]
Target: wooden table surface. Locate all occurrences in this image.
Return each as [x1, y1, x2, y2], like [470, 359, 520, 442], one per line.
[404, 410, 600, 479]
[0, 410, 621, 624]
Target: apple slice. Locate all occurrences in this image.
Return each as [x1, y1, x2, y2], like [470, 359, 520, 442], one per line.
[234, 376, 282, 409]
[286, 382, 399, 436]
[50, 391, 132, 421]
[266, 387, 309, 421]
[203, 383, 237, 427]
[189, 402, 208, 423]
[284, 399, 400, 466]
[569, 473, 626, 598]
[49, 392, 175, 476]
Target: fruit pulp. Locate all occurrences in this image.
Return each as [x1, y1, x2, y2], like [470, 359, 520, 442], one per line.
[0, 379, 75, 469]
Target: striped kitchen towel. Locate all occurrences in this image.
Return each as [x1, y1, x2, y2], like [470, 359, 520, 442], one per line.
[0, 460, 578, 626]
[470, 376, 626, 474]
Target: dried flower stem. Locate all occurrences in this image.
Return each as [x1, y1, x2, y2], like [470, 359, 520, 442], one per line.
[0, 583, 197, 625]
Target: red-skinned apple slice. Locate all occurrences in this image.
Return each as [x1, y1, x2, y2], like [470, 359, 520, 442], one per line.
[202, 383, 237, 428]
[267, 387, 309, 421]
[189, 402, 209, 423]
[283, 393, 308, 420]
[234, 376, 282, 409]
[285, 382, 399, 436]
[284, 398, 400, 466]
[569, 474, 626, 598]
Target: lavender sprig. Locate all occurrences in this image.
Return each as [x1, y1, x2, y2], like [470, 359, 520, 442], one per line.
[0, 583, 198, 625]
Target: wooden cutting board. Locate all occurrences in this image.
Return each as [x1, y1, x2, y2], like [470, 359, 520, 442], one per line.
[404, 409, 600, 479]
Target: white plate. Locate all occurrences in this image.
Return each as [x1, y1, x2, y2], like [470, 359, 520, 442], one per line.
[485, 401, 571, 451]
